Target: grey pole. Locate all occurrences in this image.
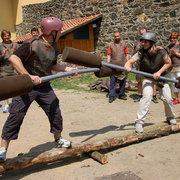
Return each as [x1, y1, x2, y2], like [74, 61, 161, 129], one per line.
[41, 68, 100, 83]
[41, 63, 178, 84]
[102, 62, 178, 84]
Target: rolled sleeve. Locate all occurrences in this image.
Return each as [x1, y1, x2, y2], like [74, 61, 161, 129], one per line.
[131, 52, 140, 62]
[107, 47, 112, 55]
[125, 46, 129, 54]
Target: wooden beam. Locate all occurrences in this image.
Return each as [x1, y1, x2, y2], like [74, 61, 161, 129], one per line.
[87, 151, 108, 164]
[0, 118, 180, 173]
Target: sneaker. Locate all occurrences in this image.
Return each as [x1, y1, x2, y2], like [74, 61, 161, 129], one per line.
[134, 95, 142, 102]
[152, 96, 158, 103]
[55, 137, 72, 148]
[109, 97, 115, 103]
[135, 123, 144, 133]
[0, 147, 6, 162]
[167, 118, 177, 125]
[173, 99, 179, 105]
[3, 104, 9, 113]
[119, 95, 127, 100]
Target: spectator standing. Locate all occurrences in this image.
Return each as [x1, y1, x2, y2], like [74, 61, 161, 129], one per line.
[125, 32, 176, 133]
[166, 32, 180, 104]
[23, 27, 40, 43]
[107, 32, 129, 103]
[0, 29, 19, 113]
[30, 27, 39, 37]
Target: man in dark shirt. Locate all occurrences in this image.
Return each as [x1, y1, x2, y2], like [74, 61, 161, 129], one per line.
[0, 17, 77, 162]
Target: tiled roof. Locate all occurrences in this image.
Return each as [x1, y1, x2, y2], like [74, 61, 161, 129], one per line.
[14, 14, 102, 42]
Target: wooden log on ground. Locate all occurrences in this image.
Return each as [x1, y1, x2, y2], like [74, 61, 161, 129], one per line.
[87, 151, 108, 164]
[0, 118, 180, 174]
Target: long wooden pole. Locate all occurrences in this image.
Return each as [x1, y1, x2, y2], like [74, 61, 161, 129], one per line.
[0, 119, 179, 173]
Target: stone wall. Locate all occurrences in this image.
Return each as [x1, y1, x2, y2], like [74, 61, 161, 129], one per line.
[16, 0, 180, 59]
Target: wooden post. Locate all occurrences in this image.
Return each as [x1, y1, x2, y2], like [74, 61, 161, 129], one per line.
[87, 151, 108, 164]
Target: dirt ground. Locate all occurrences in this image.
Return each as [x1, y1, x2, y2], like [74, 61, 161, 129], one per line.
[0, 88, 180, 180]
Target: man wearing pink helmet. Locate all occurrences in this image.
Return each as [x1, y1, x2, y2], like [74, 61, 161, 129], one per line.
[0, 17, 77, 162]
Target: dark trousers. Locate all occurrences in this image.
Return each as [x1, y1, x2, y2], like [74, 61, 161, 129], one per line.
[1, 83, 63, 140]
[109, 76, 126, 98]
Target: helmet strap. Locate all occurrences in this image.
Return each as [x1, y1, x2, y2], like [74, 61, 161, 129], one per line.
[52, 31, 58, 43]
[150, 41, 154, 47]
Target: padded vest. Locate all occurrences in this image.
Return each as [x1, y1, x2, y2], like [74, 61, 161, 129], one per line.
[139, 48, 167, 75]
[24, 37, 59, 76]
[109, 41, 127, 66]
[167, 43, 180, 67]
[0, 42, 19, 77]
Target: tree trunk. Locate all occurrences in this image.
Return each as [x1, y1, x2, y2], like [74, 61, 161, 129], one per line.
[0, 119, 179, 174]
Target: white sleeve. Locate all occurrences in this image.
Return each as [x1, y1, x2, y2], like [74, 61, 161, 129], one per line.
[131, 52, 140, 62]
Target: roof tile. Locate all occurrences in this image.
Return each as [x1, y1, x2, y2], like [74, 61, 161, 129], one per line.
[14, 14, 102, 42]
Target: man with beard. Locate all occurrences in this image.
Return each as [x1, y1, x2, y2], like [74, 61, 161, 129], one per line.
[107, 32, 129, 103]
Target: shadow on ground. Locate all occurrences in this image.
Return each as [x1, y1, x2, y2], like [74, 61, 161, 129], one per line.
[119, 122, 154, 131]
[69, 125, 120, 143]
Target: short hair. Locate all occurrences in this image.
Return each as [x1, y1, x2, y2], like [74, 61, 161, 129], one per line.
[114, 31, 120, 35]
[170, 32, 179, 39]
[139, 27, 147, 32]
[1, 29, 11, 39]
[31, 27, 38, 33]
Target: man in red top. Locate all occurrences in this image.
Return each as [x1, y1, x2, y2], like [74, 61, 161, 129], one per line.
[107, 32, 129, 103]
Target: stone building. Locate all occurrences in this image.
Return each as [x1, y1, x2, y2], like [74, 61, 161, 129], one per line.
[0, 0, 51, 40]
[16, 0, 180, 58]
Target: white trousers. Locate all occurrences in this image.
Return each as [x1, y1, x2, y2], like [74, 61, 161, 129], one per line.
[170, 72, 180, 93]
[135, 79, 175, 124]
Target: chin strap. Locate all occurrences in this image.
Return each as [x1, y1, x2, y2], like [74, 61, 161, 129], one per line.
[52, 31, 58, 43]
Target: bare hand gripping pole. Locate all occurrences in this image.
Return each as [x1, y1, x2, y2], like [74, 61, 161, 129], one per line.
[0, 68, 100, 101]
[101, 62, 179, 84]
[62, 47, 180, 85]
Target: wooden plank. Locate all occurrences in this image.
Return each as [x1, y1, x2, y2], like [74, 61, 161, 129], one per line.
[81, 40, 88, 51]
[59, 24, 95, 52]
[0, 118, 179, 173]
[89, 24, 95, 51]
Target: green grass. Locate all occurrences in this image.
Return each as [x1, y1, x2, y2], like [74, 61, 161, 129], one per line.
[127, 73, 135, 81]
[51, 72, 176, 99]
[51, 73, 135, 91]
[51, 73, 100, 91]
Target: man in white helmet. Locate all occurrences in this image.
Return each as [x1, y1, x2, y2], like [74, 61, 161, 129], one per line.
[125, 32, 176, 133]
[0, 17, 76, 162]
